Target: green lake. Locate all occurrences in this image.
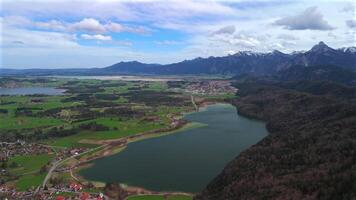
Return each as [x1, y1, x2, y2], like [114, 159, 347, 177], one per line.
[80, 103, 268, 192]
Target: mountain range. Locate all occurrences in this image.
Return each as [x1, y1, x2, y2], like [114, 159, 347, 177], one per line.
[1, 42, 356, 76]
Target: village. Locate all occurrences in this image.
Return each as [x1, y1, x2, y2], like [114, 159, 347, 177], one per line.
[0, 112, 189, 200]
[0, 141, 99, 199]
[185, 81, 238, 96]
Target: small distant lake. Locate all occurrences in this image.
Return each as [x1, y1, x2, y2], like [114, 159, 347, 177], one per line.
[49, 75, 182, 82]
[0, 87, 65, 95]
[80, 104, 268, 193]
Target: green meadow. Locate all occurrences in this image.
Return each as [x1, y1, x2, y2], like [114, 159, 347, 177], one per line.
[8, 154, 54, 175]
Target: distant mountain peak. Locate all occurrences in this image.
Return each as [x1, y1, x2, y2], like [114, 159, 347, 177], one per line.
[117, 61, 142, 64]
[339, 47, 356, 53]
[271, 50, 286, 55]
[318, 41, 327, 46]
[310, 41, 334, 53]
[291, 50, 306, 55]
[234, 51, 262, 56]
[4, 42, 355, 76]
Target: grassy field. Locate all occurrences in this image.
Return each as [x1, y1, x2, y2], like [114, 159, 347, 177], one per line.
[0, 116, 63, 130]
[15, 173, 46, 191]
[168, 195, 193, 200]
[8, 153, 52, 191]
[45, 118, 167, 147]
[8, 154, 54, 175]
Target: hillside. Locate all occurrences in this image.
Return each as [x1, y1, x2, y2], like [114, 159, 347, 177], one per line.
[275, 65, 356, 86]
[195, 81, 356, 200]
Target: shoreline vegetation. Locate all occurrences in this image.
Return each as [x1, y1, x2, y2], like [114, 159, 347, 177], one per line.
[196, 79, 356, 200]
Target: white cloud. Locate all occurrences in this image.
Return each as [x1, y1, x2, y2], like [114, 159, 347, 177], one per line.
[327, 32, 337, 39]
[1, 0, 354, 68]
[155, 40, 183, 45]
[1, 0, 238, 33]
[212, 25, 236, 35]
[70, 18, 106, 33]
[340, 3, 355, 13]
[346, 20, 356, 28]
[80, 34, 112, 41]
[1, 27, 78, 48]
[105, 22, 125, 32]
[108, 24, 149, 34]
[2, 16, 149, 35]
[35, 20, 67, 31]
[277, 34, 299, 41]
[274, 6, 334, 30]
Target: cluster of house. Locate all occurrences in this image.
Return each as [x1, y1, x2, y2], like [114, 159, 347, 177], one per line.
[0, 184, 105, 200]
[55, 192, 104, 200]
[0, 141, 87, 167]
[53, 182, 105, 200]
[186, 81, 238, 96]
[0, 186, 33, 199]
[55, 147, 87, 161]
[0, 141, 52, 161]
[69, 182, 83, 192]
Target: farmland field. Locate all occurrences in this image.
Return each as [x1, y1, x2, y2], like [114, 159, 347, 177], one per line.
[0, 77, 198, 193]
[0, 76, 237, 198]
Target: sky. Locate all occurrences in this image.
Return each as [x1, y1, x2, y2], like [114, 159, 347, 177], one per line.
[1, 0, 355, 69]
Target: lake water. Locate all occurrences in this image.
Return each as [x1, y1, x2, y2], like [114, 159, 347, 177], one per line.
[49, 75, 182, 82]
[80, 104, 268, 193]
[0, 87, 65, 95]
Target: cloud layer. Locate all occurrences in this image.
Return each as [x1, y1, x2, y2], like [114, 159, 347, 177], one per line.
[1, 0, 355, 68]
[274, 6, 334, 30]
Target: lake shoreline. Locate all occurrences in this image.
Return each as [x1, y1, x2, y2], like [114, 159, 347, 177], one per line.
[74, 101, 268, 196]
[69, 102, 221, 196]
[0, 87, 66, 96]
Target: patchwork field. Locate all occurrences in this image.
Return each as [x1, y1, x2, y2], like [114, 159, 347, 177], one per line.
[0, 76, 236, 198]
[0, 77, 197, 193]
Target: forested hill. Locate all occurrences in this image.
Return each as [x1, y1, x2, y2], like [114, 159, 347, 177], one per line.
[195, 80, 356, 199]
[2, 42, 356, 76]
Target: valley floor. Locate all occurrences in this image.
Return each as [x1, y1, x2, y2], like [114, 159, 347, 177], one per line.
[0, 76, 236, 200]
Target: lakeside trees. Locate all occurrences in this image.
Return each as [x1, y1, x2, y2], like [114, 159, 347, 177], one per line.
[196, 79, 356, 200]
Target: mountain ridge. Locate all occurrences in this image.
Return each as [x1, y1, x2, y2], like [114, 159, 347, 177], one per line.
[1, 42, 356, 76]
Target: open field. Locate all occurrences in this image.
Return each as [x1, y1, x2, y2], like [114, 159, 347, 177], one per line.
[15, 173, 46, 191]
[8, 154, 54, 175]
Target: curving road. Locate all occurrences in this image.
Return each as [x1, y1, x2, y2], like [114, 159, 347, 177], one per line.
[39, 145, 105, 192]
[191, 95, 198, 111]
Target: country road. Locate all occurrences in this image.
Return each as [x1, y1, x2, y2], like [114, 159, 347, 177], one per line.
[191, 95, 198, 111]
[38, 145, 105, 192]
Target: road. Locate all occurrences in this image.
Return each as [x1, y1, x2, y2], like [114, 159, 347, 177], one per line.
[39, 145, 105, 192]
[191, 95, 198, 111]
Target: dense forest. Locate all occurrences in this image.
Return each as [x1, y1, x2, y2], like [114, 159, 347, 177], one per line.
[196, 79, 356, 200]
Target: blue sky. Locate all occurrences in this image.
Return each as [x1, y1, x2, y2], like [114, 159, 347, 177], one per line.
[1, 0, 355, 69]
